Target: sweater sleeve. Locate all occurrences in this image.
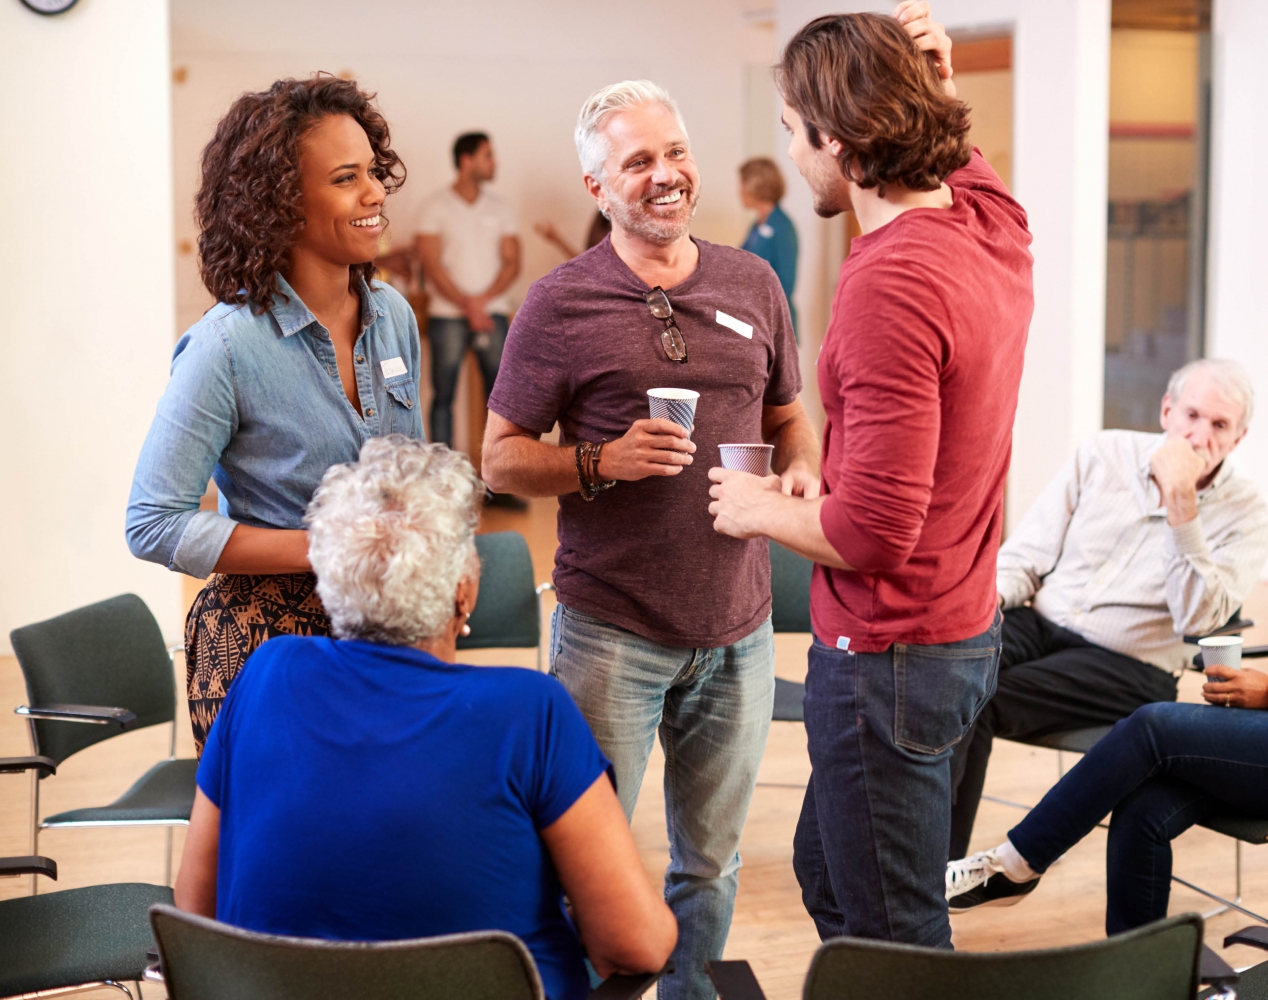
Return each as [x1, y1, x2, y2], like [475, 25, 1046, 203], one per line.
[818, 262, 947, 573]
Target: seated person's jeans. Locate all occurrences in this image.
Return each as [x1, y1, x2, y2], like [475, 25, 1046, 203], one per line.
[1008, 701, 1268, 935]
[794, 615, 1002, 947]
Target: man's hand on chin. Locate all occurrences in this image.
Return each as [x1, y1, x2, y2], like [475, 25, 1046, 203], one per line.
[708, 467, 784, 539]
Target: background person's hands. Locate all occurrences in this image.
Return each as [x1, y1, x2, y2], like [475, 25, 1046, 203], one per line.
[597, 419, 696, 481]
[1150, 435, 1207, 495]
[1203, 664, 1268, 710]
[709, 467, 784, 539]
[464, 295, 496, 335]
[894, 1, 955, 97]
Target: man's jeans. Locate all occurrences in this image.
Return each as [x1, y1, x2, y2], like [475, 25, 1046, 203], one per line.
[1008, 701, 1268, 934]
[549, 604, 775, 1000]
[427, 314, 508, 446]
[793, 615, 1001, 947]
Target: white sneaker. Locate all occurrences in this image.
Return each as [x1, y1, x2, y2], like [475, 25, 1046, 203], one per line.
[945, 849, 1004, 900]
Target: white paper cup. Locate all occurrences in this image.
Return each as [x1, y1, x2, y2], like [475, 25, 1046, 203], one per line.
[648, 388, 699, 437]
[1199, 635, 1243, 670]
[718, 443, 774, 476]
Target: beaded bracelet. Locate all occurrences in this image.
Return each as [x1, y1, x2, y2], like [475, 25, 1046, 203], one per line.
[575, 440, 616, 501]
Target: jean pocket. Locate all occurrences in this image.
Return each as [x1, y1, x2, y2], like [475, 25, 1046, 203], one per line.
[892, 642, 998, 755]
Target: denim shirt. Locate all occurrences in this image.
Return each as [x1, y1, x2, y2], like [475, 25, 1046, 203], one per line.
[127, 274, 424, 578]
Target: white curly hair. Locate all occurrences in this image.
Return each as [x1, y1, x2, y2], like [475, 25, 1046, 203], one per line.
[575, 79, 689, 182]
[305, 435, 484, 646]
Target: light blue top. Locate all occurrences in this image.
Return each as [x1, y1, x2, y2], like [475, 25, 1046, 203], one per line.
[741, 202, 799, 338]
[126, 274, 424, 579]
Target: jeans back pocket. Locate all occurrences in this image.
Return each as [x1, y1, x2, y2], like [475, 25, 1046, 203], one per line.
[892, 642, 999, 755]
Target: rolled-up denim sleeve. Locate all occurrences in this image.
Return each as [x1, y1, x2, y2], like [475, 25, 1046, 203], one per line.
[126, 323, 239, 578]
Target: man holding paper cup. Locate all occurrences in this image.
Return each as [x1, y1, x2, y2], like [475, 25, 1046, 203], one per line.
[481, 80, 818, 1000]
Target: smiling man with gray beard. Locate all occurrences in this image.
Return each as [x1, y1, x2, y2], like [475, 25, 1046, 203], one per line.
[481, 80, 820, 1000]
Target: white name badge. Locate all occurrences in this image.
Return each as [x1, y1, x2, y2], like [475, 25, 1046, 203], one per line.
[380, 356, 408, 379]
[716, 310, 754, 340]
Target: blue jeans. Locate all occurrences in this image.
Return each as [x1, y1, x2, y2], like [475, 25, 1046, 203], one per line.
[793, 616, 1001, 947]
[1008, 701, 1268, 934]
[549, 604, 775, 1000]
[427, 315, 508, 446]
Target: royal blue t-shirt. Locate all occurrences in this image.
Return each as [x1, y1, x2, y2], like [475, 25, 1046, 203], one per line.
[197, 635, 611, 1000]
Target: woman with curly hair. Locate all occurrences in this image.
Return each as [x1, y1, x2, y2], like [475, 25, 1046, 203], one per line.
[127, 74, 420, 753]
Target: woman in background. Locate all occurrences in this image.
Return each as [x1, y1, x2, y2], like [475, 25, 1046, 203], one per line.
[739, 157, 799, 340]
[126, 74, 421, 753]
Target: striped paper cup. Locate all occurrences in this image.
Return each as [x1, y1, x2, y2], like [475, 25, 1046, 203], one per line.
[718, 444, 774, 476]
[648, 388, 699, 437]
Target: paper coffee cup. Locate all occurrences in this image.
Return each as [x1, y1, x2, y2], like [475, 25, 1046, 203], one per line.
[648, 388, 699, 437]
[718, 443, 774, 476]
[1199, 635, 1243, 670]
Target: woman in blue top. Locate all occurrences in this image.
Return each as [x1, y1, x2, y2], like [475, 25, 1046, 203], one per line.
[739, 157, 799, 341]
[174, 437, 677, 1000]
[126, 75, 422, 753]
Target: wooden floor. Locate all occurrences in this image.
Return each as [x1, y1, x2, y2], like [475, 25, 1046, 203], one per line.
[4, 495, 1267, 998]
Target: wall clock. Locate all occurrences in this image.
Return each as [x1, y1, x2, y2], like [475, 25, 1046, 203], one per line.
[20, 0, 80, 14]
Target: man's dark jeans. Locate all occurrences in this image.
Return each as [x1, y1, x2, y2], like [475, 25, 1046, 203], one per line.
[427, 314, 508, 446]
[1008, 701, 1268, 934]
[793, 615, 1001, 947]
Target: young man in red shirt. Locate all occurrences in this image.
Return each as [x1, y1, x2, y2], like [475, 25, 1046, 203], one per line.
[709, 3, 1034, 946]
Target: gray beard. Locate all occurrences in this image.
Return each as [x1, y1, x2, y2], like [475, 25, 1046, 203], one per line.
[606, 185, 699, 246]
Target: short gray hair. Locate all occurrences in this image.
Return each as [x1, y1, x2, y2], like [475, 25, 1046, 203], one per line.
[1166, 358, 1255, 429]
[575, 79, 689, 181]
[305, 436, 484, 646]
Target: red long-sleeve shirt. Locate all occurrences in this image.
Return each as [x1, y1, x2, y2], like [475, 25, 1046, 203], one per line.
[812, 150, 1033, 651]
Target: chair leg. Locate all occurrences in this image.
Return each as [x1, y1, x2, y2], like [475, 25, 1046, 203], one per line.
[1236, 840, 1244, 904]
[29, 769, 39, 898]
[1172, 874, 1268, 925]
[164, 821, 174, 887]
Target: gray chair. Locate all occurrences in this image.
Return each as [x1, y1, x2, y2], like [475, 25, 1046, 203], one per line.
[10, 593, 197, 891]
[459, 531, 553, 671]
[769, 540, 813, 722]
[0, 753, 172, 999]
[707, 912, 1204, 1000]
[148, 903, 665, 1000]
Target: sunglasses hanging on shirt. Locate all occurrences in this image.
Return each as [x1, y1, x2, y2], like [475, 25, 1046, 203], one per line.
[645, 286, 688, 363]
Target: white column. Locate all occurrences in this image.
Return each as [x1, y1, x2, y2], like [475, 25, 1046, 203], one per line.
[774, 0, 1109, 529]
[1206, 0, 1268, 518]
[0, 0, 180, 650]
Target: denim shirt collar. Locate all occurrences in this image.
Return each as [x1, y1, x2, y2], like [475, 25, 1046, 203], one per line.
[269, 273, 385, 339]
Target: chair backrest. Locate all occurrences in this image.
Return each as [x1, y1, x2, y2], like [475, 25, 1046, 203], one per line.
[10, 594, 175, 767]
[150, 905, 544, 1000]
[459, 532, 539, 650]
[802, 914, 1203, 1000]
[769, 540, 813, 634]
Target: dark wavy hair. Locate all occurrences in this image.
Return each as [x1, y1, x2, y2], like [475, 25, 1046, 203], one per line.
[777, 13, 971, 193]
[196, 74, 406, 312]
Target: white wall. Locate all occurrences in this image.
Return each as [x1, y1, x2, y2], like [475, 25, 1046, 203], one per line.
[0, 0, 180, 652]
[169, 0, 756, 336]
[775, 0, 1110, 529]
[1207, 0, 1268, 511]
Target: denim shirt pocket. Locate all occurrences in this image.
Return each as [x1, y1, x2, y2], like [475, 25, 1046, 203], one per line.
[892, 642, 1000, 756]
[384, 375, 418, 434]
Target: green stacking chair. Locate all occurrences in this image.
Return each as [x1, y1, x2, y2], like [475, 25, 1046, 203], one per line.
[459, 531, 554, 671]
[0, 754, 171, 999]
[707, 912, 1204, 1000]
[148, 904, 666, 1000]
[769, 539, 813, 722]
[11, 593, 198, 891]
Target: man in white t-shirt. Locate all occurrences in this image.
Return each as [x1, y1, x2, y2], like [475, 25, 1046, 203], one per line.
[415, 132, 521, 465]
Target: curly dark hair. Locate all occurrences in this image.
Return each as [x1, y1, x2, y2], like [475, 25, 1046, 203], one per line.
[196, 74, 406, 312]
[777, 13, 971, 193]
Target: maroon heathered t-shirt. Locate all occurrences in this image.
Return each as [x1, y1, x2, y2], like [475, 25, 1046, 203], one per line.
[488, 237, 801, 648]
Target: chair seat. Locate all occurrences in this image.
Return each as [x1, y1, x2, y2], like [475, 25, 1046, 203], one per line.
[1025, 726, 1115, 754]
[773, 679, 805, 722]
[1200, 959, 1268, 1000]
[1200, 813, 1268, 844]
[0, 882, 173, 995]
[43, 757, 197, 827]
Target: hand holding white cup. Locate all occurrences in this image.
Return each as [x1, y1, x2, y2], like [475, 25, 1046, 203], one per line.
[718, 443, 774, 476]
[1199, 635, 1243, 673]
[647, 388, 699, 438]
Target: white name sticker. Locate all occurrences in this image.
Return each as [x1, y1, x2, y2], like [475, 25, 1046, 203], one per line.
[380, 356, 408, 379]
[716, 310, 754, 340]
